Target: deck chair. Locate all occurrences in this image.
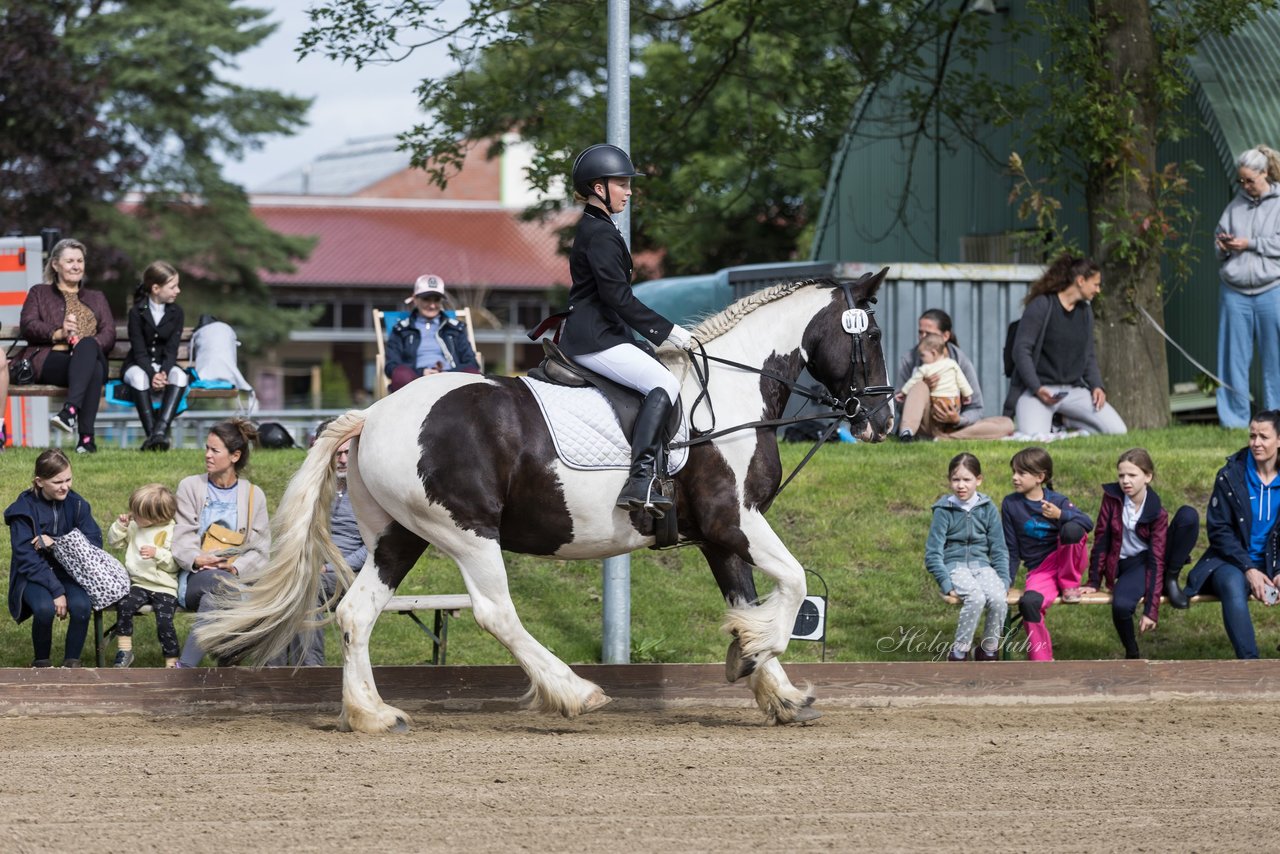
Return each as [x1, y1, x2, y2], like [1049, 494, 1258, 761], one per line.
[373, 307, 481, 399]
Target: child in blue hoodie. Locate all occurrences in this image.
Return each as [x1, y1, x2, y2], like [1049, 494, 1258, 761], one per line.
[925, 453, 1010, 661]
[1001, 447, 1093, 661]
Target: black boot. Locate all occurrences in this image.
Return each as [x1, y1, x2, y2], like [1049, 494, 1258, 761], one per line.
[616, 390, 675, 519]
[148, 384, 183, 451]
[133, 388, 157, 451]
[1164, 572, 1190, 610]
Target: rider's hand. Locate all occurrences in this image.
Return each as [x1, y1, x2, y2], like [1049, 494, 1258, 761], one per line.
[666, 324, 695, 350]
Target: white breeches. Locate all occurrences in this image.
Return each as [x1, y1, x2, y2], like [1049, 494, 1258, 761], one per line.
[124, 365, 190, 391]
[574, 344, 680, 405]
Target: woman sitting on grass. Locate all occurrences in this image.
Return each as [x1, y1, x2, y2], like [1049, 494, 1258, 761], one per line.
[3, 449, 99, 667]
[171, 419, 270, 667]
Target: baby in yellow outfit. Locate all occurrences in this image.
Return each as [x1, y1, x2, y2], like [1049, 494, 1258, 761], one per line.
[900, 332, 973, 408]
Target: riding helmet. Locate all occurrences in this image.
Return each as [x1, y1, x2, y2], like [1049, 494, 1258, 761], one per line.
[571, 144, 641, 197]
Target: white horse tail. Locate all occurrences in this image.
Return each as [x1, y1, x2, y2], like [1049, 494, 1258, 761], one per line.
[195, 410, 367, 664]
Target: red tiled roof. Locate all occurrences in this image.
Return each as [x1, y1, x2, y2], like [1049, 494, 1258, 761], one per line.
[252, 199, 575, 290]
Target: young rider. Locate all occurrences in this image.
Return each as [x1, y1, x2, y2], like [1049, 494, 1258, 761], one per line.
[557, 144, 696, 518]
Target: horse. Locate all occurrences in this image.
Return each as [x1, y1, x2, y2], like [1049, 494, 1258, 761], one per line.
[195, 271, 893, 733]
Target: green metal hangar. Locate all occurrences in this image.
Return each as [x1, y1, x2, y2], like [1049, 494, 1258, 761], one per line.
[809, 5, 1280, 406]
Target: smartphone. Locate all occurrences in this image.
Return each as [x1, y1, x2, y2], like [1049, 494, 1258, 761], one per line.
[1264, 584, 1280, 606]
[1051, 391, 1069, 401]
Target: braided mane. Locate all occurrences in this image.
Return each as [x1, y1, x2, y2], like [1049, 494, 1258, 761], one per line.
[690, 278, 832, 344]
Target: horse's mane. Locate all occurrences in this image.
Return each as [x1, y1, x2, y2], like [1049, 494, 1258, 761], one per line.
[690, 277, 835, 344]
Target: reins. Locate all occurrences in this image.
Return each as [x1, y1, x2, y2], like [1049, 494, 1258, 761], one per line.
[669, 280, 895, 509]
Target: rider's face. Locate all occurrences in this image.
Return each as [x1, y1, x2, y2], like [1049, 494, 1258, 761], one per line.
[593, 177, 632, 214]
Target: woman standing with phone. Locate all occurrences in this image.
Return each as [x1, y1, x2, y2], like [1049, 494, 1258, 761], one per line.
[1214, 146, 1280, 427]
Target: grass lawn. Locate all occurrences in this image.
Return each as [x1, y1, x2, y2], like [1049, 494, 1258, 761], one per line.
[0, 424, 1272, 668]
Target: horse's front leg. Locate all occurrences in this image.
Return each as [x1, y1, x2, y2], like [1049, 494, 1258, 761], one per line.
[336, 522, 425, 734]
[717, 511, 807, 662]
[699, 542, 819, 725]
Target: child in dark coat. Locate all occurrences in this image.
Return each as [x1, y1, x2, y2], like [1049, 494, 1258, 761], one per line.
[1079, 448, 1199, 659]
[3, 449, 101, 667]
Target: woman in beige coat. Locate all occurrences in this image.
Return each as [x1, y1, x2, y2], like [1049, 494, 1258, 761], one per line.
[171, 418, 269, 667]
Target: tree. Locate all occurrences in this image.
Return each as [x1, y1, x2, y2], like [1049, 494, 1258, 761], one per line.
[300, 0, 939, 275]
[0, 3, 138, 244]
[996, 0, 1274, 428]
[0, 0, 315, 347]
[301, 0, 1274, 424]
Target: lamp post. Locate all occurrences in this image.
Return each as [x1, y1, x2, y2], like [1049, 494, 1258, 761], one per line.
[601, 0, 632, 665]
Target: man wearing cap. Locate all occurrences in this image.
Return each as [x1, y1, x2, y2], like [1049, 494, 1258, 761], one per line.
[385, 274, 480, 393]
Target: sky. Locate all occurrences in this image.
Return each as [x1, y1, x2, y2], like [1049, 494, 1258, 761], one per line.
[219, 0, 458, 191]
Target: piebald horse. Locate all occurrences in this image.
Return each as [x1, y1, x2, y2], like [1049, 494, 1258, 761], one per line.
[196, 272, 892, 733]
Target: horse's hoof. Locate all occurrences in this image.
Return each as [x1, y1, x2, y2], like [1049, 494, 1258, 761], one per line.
[777, 704, 823, 725]
[581, 690, 612, 715]
[389, 715, 411, 734]
[725, 637, 756, 683]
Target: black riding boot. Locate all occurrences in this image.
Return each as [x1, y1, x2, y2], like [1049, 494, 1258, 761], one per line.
[133, 388, 157, 451]
[616, 390, 675, 519]
[148, 384, 183, 451]
[1164, 572, 1190, 610]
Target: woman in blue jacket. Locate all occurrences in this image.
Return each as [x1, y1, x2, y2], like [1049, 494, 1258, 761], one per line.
[1172, 410, 1280, 658]
[384, 274, 480, 393]
[3, 448, 101, 667]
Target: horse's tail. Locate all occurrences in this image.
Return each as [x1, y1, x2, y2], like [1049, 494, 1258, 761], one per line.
[195, 410, 367, 664]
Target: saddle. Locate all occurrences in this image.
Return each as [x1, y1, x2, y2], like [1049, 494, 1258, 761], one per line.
[528, 340, 682, 441]
[527, 341, 683, 548]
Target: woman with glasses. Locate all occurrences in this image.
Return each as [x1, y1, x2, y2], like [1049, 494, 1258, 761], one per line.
[384, 274, 480, 393]
[1214, 145, 1280, 428]
[894, 308, 1013, 441]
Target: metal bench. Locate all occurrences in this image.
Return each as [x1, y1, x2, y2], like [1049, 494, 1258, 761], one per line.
[92, 593, 473, 667]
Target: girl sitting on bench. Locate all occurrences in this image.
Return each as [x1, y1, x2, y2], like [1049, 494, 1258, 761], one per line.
[1079, 449, 1199, 659]
[924, 453, 1010, 661]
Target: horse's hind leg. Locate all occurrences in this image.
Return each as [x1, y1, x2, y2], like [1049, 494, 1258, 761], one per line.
[701, 543, 819, 725]
[446, 533, 608, 717]
[336, 521, 426, 734]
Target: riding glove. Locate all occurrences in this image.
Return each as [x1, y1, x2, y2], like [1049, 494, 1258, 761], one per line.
[666, 324, 695, 350]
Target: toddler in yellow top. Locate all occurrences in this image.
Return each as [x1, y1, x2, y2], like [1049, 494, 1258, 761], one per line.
[900, 332, 973, 405]
[107, 483, 179, 667]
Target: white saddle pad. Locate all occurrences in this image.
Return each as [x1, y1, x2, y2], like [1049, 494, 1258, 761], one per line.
[520, 376, 689, 474]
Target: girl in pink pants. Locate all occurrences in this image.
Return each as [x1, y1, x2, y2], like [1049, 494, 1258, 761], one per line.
[1000, 447, 1094, 661]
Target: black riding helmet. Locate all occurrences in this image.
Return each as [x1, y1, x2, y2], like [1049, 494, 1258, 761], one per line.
[572, 143, 641, 208]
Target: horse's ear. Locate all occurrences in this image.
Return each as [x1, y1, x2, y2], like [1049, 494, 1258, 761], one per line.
[861, 266, 889, 302]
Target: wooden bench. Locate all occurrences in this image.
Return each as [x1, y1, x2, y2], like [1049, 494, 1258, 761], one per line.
[940, 589, 1223, 607]
[91, 593, 473, 667]
[1, 324, 239, 401]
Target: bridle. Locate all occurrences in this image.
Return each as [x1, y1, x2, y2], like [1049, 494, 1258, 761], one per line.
[670, 281, 895, 507]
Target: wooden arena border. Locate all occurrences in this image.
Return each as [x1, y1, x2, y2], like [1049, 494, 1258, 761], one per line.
[4, 661, 1280, 716]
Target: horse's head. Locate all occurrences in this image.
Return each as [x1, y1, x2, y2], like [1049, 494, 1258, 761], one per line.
[802, 269, 894, 443]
